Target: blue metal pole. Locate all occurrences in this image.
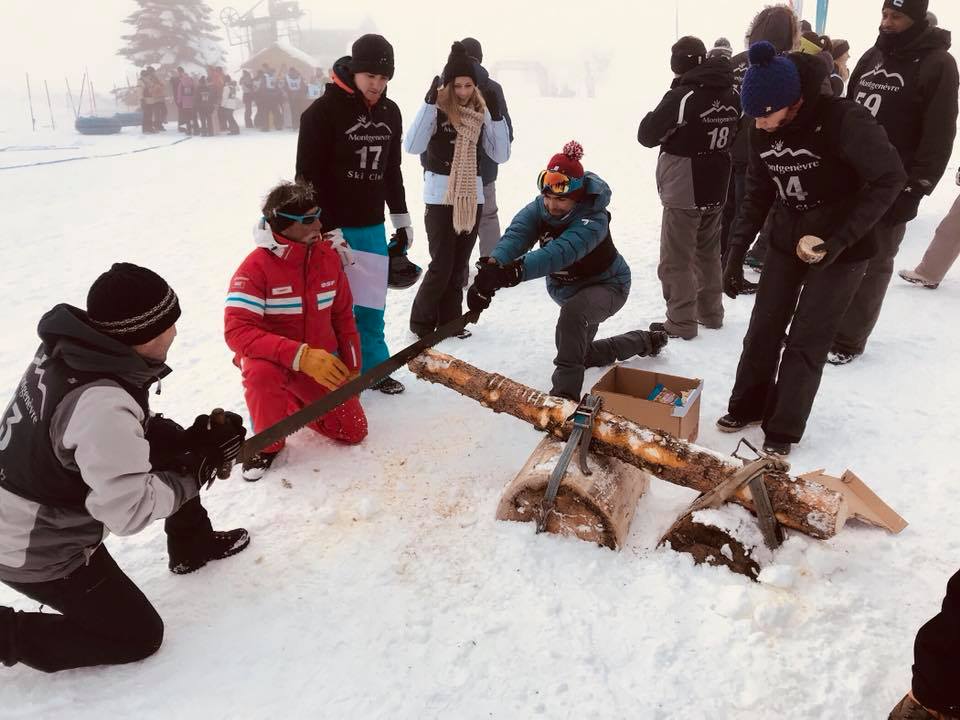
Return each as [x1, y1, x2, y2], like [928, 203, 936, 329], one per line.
[816, 0, 829, 34]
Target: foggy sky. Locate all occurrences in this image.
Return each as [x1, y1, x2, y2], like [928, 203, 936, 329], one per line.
[2, 0, 958, 123]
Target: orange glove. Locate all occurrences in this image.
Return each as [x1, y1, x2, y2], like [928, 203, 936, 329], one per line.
[299, 347, 350, 391]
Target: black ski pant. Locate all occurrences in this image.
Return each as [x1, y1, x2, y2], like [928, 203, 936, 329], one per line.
[243, 97, 254, 128]
[831, 219, 908, 356]
[410, 204, 480, 336]
[551, 283, 647, 399]
[1, 497, 211, 672]
[181, 108, 197, 135]
[219, 107, 239, 133]
[745, 211, 774, 266]
[197, 109, 213, 136]
[720, 163, 746, 262]
[912, 569, 960, 716]
[727, 247, 868, 444]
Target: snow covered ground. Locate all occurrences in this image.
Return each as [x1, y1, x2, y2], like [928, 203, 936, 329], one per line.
[1, 89, 959, 719]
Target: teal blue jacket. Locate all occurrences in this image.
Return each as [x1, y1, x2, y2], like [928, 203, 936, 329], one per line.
[490, 172, 631, 303]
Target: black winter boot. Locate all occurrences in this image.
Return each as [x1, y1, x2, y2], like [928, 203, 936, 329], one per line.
[716, 414, 762, 433]
[168, 528, 250, 575]
[371, 376, 405, 394]
[762, 439, 791, 457]
[388, 255, 422, 289]
[1, 606, 17, 667]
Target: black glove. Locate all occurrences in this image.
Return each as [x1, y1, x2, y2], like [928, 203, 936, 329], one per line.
[475, 258, 523, 296]
[466, 284, 493, 313]
[722, 244, 748, 299]
[183, 410, 246, 488]
[885, 184, 923, 224]
[425, 75, 440, 104]
[808, 238, 847, 270]
[649, 330, 669, 357]
[145, 414, 189, 473]
[484, 89, 502, 121]
[390, 226, 414, 256]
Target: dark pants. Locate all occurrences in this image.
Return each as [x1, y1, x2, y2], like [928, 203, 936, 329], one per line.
[219, 107, 239, 133]
[831, 220, 908, 356]
[551, 283, 638, 399]
[255, 99, 282, 131]
[913, 570, 960, 716]
[141, 102, 156, 133]
[1, 497, 211, 672]
[410, 204, 481, 336]
[198, 109, 213, 136]
[746, 211, 774, 266]
[243, 97, 254, 128]
[720, 163, 746, 261]
[289, 97, 304, 130]
[727, 248, 868, 444]
[181, 108, 196, 135]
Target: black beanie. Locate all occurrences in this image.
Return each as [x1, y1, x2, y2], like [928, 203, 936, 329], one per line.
[442, 42, 477, 85]
[883, 0, 929, 23]
[87, 263, 181, 346]
[349, 34, 395, 79]
[671, 36, 707, 75]
[461, 37, 483, 63]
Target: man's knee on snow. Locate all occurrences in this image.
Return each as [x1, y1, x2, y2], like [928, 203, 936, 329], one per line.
[115, 609, 165, 664]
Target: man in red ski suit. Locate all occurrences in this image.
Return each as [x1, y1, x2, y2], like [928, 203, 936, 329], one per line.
[225, 181, 368, 480]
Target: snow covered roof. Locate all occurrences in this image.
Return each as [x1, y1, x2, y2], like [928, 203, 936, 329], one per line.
[241, 41, 319, 76]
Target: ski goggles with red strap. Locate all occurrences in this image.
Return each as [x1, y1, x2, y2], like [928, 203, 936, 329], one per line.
[537, 169, 584, 196]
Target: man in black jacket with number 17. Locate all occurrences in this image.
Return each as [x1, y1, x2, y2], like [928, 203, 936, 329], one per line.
[639, 36, 740, 341]
[718, 42, 905, 457]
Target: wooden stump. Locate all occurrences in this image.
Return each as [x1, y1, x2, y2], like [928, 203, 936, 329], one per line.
[496, 435, 650, 550]
[662, 515, 761, 579]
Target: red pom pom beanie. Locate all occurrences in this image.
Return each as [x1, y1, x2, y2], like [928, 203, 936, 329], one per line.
[540, 141, 587, 200]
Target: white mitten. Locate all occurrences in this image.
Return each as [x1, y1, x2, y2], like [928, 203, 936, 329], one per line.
[325, 228, 355, 267]
[390, 213, 414, 251]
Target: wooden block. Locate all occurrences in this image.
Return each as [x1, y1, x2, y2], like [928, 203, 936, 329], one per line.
[496, 435, 650, 550]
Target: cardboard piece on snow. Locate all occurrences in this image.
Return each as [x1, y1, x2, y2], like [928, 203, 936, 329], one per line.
[798, 469, 907, 534]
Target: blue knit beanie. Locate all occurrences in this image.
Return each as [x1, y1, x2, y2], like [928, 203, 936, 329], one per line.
[740, 41, 802, 118]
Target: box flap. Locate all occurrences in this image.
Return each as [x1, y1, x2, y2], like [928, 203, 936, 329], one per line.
[798, 469, 907, 534]
[670, 379, 704, 418]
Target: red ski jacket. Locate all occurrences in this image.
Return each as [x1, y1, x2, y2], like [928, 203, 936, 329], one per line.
[225, 227, 360, 372]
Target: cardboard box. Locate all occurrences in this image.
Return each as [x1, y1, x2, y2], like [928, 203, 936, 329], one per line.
[591, 366, 703, 442]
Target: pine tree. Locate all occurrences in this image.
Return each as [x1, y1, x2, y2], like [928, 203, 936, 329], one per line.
[118, 0, 225, 73]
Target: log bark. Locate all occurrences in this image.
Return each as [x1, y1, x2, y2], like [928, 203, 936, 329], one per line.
[409, 350, 848, 540]
[496, 435, 650, 550]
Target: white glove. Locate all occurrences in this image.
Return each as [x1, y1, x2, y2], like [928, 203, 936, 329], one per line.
[324, 228, 355, 267]
[390, 213, 413, 250]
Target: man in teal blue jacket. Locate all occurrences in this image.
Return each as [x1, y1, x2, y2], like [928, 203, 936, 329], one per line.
[467, 142, 667, 399]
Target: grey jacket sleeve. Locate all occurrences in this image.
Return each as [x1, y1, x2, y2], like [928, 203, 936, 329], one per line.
[481, 111, 511, 164]
[54, 384, 198, 536]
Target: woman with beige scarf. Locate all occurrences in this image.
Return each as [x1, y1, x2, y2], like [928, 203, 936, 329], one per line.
[404, 42, 511, 338]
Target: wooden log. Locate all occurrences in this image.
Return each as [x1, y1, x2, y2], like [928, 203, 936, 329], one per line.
[496, 435, 650, 550]
[409, 350, 848, 540]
